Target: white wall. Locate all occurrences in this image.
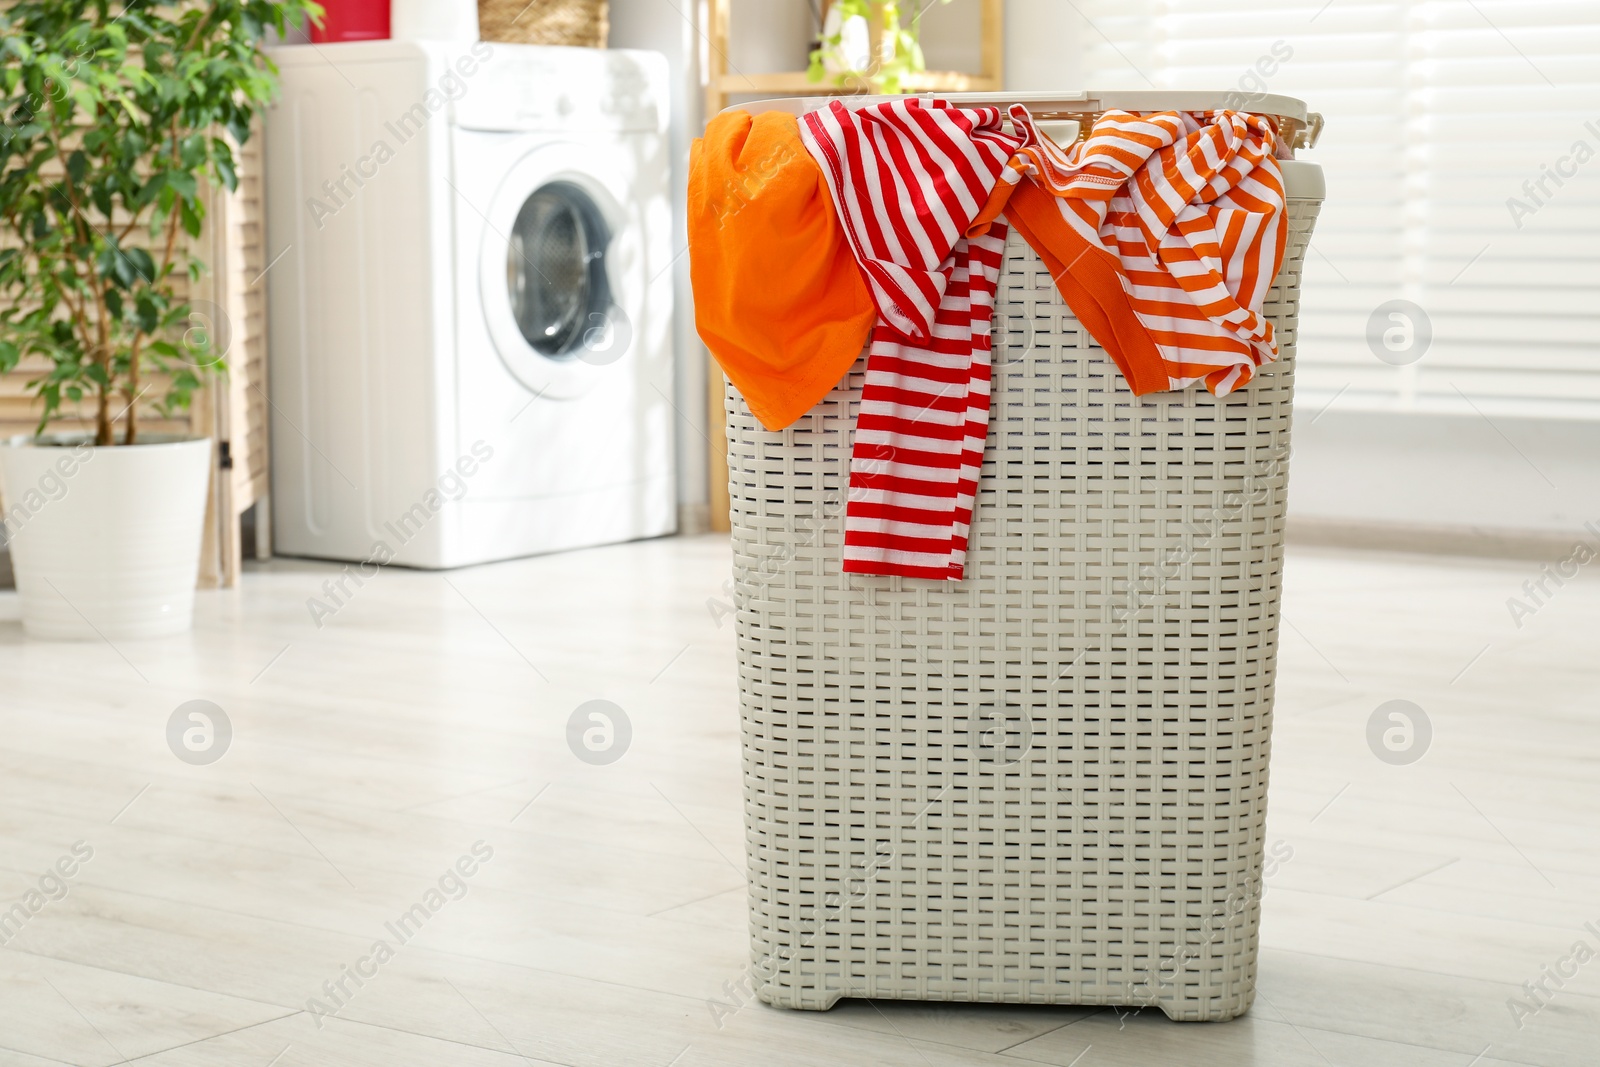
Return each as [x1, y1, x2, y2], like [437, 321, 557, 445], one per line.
[607, 0, 820, 531]
[1001, 0, 1088, 91]
[1290, 409, 1600, 550]
[607, 0, 711, 530]
[724, 0, 812, 76]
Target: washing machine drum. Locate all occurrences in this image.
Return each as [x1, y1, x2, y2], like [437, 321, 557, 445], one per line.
[482, 171, 631, 400]
[506, 184, 611, 358]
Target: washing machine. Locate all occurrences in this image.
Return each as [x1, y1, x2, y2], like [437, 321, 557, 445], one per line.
[264, 41, 675, 568]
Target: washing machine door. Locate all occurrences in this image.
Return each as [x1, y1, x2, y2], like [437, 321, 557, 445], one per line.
[479, 143, 637, 399]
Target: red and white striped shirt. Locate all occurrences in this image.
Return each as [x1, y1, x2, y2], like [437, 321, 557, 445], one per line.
[799, 99, 1020, 580]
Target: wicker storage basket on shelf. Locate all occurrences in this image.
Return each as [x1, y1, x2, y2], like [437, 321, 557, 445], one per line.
[478, 0, 607, 47]
[724, 91, 1326, 1022]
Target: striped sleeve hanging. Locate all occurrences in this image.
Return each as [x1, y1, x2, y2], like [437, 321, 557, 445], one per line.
[798, 98, 1020, 580]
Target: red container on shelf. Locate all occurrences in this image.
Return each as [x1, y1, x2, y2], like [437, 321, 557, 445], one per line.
[309, 0, 390, 43]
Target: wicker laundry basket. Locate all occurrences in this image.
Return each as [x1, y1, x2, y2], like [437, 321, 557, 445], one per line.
[724, 92, 1325, 1022]
[478, 0, 607, 47]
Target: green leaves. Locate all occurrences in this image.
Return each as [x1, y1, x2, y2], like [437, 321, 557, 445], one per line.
[124, 247, 157, 286]
[179, 195, 202, 238]
[94, 243, 156, 290]
[224, 112, 250, 148]
[212, 138, 237, 192]
[0, 0, 316, 440]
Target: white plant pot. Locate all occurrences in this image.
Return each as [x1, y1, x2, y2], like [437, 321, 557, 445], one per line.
[0, 435, 212, 640]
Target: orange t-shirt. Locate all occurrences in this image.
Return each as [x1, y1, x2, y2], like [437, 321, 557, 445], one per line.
[688, 110, 875, 431]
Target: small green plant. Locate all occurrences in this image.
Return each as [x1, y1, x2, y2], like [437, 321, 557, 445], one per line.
[0, 0, 319, 445]
[807, 0, 953, 96]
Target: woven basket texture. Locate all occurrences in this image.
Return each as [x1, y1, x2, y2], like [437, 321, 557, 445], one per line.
[725, 198, 1323, 1021]
[478, 0, 607, 46]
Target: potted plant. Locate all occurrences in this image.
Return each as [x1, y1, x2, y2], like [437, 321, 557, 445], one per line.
[0, 0, 316, 639]
[808, 0, 953, 94]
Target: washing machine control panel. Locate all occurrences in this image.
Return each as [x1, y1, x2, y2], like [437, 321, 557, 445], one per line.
[454, 45, 665, 135]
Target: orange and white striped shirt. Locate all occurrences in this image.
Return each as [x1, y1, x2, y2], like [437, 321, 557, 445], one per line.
[981, 107, 1288, 397]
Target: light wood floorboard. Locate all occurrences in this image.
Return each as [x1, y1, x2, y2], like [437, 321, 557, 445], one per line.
[0, 535, 1595, 1065]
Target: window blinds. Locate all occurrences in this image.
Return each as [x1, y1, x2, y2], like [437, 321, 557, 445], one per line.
[1074, 0, 1600, 420]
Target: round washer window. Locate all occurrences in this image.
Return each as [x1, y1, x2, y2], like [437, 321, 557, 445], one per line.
[505, 182, 612, 359]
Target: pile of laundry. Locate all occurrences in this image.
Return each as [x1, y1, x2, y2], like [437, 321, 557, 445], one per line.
[688, 98, 1288, 581]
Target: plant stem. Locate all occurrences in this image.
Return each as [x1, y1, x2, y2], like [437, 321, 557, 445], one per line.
[40, 104, 115, 445]
[96, 385, 113, 445]
[128, 118, 187, 445]
[93, 301, 113, 445]
[123, 348, 141, 444]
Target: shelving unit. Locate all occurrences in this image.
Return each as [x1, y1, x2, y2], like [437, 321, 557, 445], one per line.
[702, 0, 1004, 119]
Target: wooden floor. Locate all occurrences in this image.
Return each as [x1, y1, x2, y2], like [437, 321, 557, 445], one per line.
[0, 534, 1596, 1066]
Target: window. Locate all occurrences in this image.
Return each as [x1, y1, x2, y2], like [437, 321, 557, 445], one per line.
[1073, 0, 1600, 419]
